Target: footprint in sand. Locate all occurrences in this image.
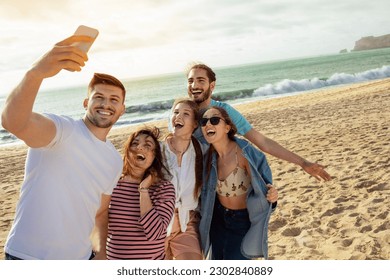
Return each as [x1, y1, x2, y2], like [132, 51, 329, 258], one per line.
[354, 180, 376, 189]
[373, 221, 389, 233]
[320, 206, 345, 218]
[281, 227, 302, 237]
[269, 217, 288, 231]
[360, 225, 372, 233]
[377, 211, 388, 220]
[341, 238, 354, 247]
[367, 183, 388, 193]
[333, 196, 350, 203]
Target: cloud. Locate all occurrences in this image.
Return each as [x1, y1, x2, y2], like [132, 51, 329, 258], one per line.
[2, 0, 388, 55]
[0, 0, 71, 19]
[0, 0, 389, 93]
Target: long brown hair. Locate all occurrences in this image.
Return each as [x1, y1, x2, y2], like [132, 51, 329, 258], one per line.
[123, 126, 170, 182]
[168, 98, 203, 199]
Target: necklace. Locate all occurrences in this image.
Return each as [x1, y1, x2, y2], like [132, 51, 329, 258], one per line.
[218, 142, 237, 166]
[168, 137, 190, 155]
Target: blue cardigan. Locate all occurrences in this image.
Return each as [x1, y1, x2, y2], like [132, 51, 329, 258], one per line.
[199, 137, 274, 259]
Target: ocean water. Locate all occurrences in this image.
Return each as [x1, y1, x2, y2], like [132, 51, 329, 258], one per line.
[1, 47, 390, 146]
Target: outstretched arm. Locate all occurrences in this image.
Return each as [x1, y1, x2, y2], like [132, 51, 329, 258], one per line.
[244, 128, 331, 181]
[1, 35, 92, 148]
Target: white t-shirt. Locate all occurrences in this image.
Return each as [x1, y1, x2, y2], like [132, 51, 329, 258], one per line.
[5, 114, 123, 259]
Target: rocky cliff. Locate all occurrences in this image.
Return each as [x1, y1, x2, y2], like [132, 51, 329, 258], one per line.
[353, 34, 390, 51]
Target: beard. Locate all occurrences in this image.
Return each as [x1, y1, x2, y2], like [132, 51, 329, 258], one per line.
[87, 117, 113, 128]
[190, 87, 212, 104]
[85, 110, 116, 128]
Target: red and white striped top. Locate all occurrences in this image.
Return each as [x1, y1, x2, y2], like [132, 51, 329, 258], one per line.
[107, 179, 175, 260]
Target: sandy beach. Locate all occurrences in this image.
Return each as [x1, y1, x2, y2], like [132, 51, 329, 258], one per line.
[0, 78, 389, 260]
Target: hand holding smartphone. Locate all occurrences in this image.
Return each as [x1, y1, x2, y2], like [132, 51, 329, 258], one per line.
[72, 25, 99, 53]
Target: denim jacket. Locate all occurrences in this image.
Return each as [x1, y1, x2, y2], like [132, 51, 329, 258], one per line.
[199, 137, 274, 259]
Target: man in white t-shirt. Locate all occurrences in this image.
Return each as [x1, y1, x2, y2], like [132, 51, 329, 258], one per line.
[186, 63, 331, 182]
[1, 34, 126, 259]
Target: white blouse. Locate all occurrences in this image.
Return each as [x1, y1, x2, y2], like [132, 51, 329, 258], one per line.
[161, 141, 199, 235]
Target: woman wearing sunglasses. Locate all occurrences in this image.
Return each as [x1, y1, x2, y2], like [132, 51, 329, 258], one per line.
[199, 106, 278, 260]
[162, 98, 204, 260]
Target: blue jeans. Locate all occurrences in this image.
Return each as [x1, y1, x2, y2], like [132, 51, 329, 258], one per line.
[210, 198, 251, 260]
[5, 253, 22, 260]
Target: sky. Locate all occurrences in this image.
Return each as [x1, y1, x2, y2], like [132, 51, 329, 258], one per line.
[0, 0, 389, 94]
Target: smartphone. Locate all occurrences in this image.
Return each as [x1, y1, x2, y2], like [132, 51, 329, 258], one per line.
[72, 25, 99, 53]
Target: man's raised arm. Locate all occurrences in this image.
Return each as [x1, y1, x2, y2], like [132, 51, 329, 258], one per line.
[1, 35, 93, 148]
[245, 128, 331, 181]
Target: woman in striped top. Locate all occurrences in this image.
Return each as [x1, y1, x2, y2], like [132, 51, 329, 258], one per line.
[106, 127, 175, 259]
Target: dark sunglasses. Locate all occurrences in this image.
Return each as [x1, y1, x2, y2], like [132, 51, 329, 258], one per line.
[200, 117, 225, 127]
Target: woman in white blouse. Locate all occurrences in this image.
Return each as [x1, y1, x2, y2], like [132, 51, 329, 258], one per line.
[162, 98, 204, 260]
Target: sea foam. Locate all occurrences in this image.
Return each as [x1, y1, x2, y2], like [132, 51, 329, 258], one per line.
[253, 65, 390, 97]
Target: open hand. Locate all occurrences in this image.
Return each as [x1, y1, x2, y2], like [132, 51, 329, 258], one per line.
[302, 160, 332, 181]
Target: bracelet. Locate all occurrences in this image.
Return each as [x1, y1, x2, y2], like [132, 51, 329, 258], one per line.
[138, 187, 149, 193]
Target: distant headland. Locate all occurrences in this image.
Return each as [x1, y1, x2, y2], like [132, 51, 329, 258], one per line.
[353, 34, 390, 51]
[340, 33, 390, 53]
